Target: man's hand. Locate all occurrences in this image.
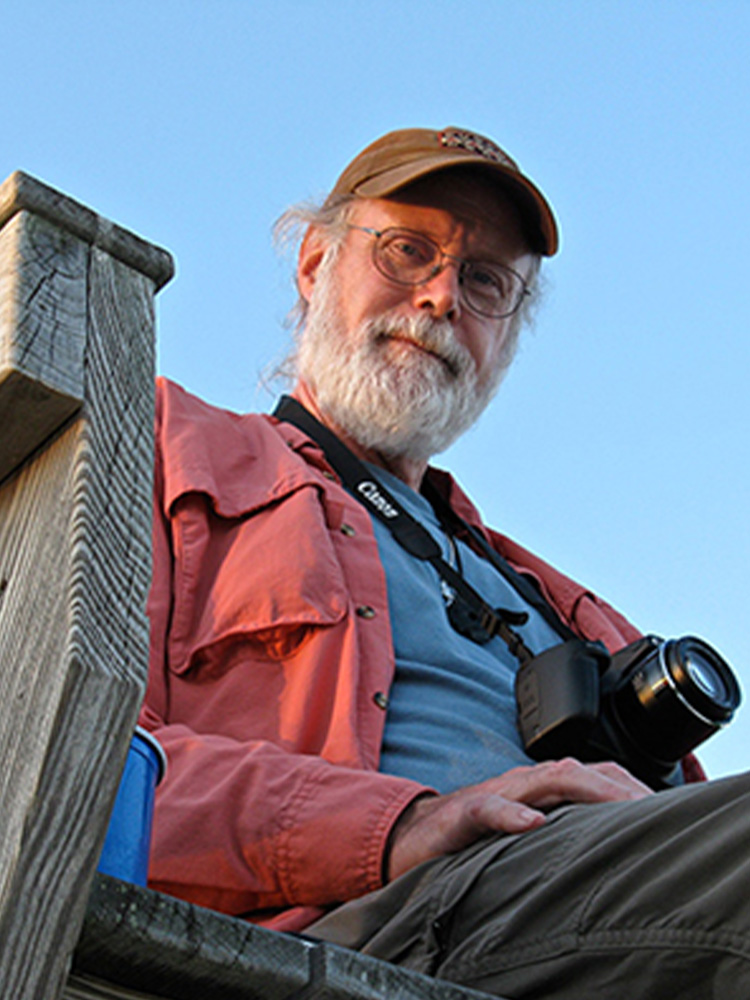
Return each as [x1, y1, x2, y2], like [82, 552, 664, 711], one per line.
[386, 758, 653, 883]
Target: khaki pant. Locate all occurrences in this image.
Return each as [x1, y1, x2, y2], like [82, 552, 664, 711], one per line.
[309, 772, 750, 999]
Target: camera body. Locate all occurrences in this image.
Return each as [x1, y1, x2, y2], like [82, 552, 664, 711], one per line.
[516, 634, 741, 788]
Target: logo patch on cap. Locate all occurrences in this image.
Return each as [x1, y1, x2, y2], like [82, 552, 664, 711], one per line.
[439, 128, 516, 170]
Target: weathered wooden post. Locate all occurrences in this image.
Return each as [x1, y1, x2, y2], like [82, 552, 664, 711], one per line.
[0, 172, 173, 998]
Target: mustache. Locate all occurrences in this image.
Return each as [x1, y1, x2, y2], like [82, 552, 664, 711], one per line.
[362, 313, 472, 379]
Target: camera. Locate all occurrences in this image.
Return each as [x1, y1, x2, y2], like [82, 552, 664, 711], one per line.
[515, 634, 741, 788]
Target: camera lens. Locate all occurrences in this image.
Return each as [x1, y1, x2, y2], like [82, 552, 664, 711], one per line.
[664, 638, 740, 724]
[683, 649, 734, 708]
[610, 635, 741, 768]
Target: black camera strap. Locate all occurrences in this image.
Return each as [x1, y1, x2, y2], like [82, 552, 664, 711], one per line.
[273, 395, 568, 663]
[420, 477, 579, 646]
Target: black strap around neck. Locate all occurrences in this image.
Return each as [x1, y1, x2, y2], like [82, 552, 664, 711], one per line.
[420, 478, 578, 644]
[273, 395, 573, 661]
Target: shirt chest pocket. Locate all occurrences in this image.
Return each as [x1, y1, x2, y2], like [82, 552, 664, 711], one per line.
[167, 484, 349, 676]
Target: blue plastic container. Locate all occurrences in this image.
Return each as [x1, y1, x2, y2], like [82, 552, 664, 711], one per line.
[98, 726, 167, 885]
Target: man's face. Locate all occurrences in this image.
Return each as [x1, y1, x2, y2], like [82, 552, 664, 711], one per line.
[296, 172, 536, 461]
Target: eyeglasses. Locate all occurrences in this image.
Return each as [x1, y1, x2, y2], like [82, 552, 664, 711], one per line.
[348, 225, 530, 319]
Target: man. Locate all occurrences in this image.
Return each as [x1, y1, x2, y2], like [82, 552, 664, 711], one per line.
[141, 127, 750, 999]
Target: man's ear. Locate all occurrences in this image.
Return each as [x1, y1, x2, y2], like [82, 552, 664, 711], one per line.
[297, 227, 329, 304]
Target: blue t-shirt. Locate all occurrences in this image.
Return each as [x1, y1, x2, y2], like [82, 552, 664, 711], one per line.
[367, 466, 564, 794]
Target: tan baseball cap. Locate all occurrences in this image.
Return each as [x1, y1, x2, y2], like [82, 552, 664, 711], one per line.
[326, 126, 559, 256]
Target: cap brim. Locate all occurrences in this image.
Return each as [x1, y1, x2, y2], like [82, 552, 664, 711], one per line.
[353, 153, 558, 256]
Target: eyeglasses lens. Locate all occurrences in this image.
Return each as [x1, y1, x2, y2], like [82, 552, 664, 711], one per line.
[461, 263, 522, 318]
[377, 231, 437, 283]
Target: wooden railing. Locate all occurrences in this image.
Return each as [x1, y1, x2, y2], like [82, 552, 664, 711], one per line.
[0, 171, 172, 998]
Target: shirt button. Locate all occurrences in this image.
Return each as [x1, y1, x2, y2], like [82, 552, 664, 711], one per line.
[373, 691, 389, 710]
[356, 605, 376, 619]
[341, 523, 356, 537]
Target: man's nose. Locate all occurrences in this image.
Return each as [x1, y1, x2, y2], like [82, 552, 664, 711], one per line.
[412, 262, 462, 320]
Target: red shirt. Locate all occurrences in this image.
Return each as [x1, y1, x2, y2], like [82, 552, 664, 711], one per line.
[141, 378, 702, 933]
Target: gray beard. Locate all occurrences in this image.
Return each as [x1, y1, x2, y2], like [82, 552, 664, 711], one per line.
[296, 251, 506, 462]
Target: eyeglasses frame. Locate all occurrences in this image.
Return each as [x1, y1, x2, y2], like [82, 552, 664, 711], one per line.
[347, 224, 531, 320]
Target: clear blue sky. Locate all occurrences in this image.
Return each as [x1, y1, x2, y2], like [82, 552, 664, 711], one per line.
[4, 0, 749, 778]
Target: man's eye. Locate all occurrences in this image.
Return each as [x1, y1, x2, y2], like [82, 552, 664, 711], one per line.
[466, 264, 503, 292]
[386, 234, 434, 266]
[395, 240, 419, 257]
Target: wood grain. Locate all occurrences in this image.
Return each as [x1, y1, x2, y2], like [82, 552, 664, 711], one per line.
[0, 173, 172, 1000]
[0, 171, 174, 291]
[0, 212, 87, 482]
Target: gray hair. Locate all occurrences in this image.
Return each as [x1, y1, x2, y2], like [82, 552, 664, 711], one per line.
[270, 194, 544, 385]
[272, 194, 357, 345]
